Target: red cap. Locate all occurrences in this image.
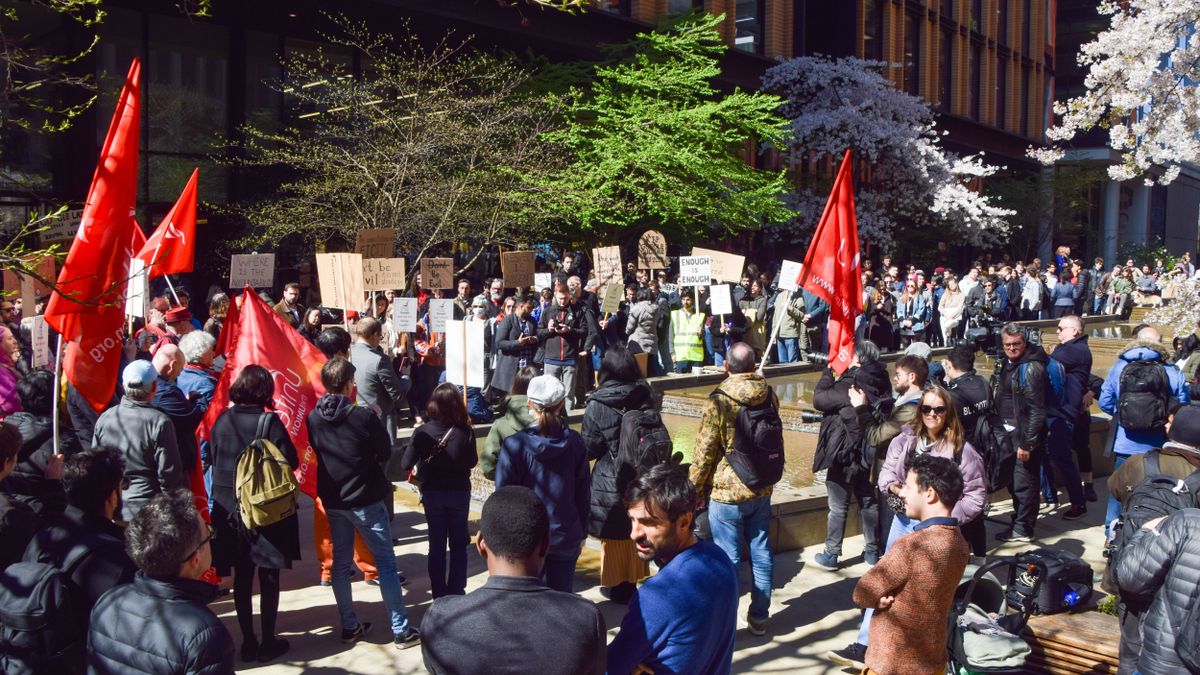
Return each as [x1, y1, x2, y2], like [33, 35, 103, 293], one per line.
[164, 307, 193, 324]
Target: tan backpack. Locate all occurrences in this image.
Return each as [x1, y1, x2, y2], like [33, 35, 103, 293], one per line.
[235, 413, 299, 530]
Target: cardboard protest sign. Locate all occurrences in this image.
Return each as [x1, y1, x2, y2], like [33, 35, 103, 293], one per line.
[445, 319, 486, 388]
[24, 316, 50, 369]
[362, 258, 406, 290]
[420, 257, 455, 290]
[428, 298, 454, 333]
[501, 250, 536, 288]
[659, 282, 679, 295]
[229, 253, 275, 288]
[315, 253, 365, 311]
[709, 283, 733, 316]
[678, 256, 712, 287]
[600, 283, 624, 314]
[691, 247, 745, 283]
[778, 259, 802, 292]
[391, 297, 418, 332]
[39, 208, 83, 246]
[534, 273, 552, 292]
[637, 230, 668, 269]
[593, 245, 623, 286]
[354, 229, 395, 258]
[125, 258, 150, 317]
[3, 256, 56, 313]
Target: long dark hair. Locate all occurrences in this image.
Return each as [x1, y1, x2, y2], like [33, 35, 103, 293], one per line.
[426, 382, 469, 428]
[599, 343, 641, 386]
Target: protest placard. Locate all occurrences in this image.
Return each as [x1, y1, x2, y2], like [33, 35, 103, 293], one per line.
[778, 259, 802, 292]
[445, 319, 486, 388]
[125, 258, 149, 317]
[709, 283, 732, 316]
[428, 298, 454, 333]
[501, 250, 536, 288]
[600, 283, 624, 314]
[25, 316, 50, 369]
[534, 273, 552, 292]
[391, 297, 418, 332]
[420, 257, 455, 290]
[354, 228, 395, 258]
[39, 208, 83, 246]
[315, 253, 365, 311]
[659, 282, 678, 296]
[229, 253, 275, 288]
[362, 258, 407, 290]
[678, 256, 711, 287]
[691, 247, 745, 283]
[3, 256, 56, 313]
[593, 245, 623, 286]
[637, 230, 668, 270]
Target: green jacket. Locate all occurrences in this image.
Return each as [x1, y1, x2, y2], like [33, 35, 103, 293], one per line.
[480, 395, 534, 480]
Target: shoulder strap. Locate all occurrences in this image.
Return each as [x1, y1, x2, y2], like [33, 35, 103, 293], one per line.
[1144, 450, 1162, 478]
[255, 412, 273, 441]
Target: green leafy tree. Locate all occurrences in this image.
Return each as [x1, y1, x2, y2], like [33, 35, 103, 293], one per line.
[542, 12, 792, 243]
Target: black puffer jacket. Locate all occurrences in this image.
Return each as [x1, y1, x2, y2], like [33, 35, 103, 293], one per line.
[0, 411, 79, 517]
[990, 344, 1050, 455]
[581, 380, 653, 539]
[87, 572, 235, 675]
[810, 361, 890, 482]
[1113, 508, 1200, 675]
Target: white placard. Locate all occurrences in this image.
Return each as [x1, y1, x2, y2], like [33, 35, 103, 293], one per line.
[678, 256, 712, 287]
[125, 258, 149, 317]
[659, 283, 679, 295]
[428, 299, 454, 333]
[445, 319, 486, 388]
[778, 259, 802, 292]
[24, 316, 50, 369]
[229, 253, 275, 288]
[391, 297, 417, 333]
[534, 273, 552, 292]
[709, 283, 732, 316]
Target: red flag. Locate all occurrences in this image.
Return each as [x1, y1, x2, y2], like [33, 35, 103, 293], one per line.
[797, 150, 863, 376]
[197, 287, 324, 498]
[135, 168, 198, 276]
[44, 59, 142, 411]
[214, 288, 241, 356]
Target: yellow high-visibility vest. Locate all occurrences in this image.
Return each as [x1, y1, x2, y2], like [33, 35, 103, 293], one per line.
[671, 309, 706, 362]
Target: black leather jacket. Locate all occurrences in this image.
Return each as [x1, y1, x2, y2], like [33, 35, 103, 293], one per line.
[990, 345, 1049, 455]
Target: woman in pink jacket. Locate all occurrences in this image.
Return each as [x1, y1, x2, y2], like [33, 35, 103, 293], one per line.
[0, 325, 23, 417]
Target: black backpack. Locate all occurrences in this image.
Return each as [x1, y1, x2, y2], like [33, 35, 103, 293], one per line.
[611, 406, 676, 480]
[714, 387, 785, 490]
[0, 555, 90, 675]
[1117, 360, 1172, 433]
[972, 411, 1017, 493]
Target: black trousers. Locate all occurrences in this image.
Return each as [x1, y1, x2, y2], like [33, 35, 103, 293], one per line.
[1073, 409, 1093, 475]
[1010, 450, 1044, 536]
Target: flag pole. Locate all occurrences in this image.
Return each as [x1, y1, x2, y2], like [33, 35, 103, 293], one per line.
[758, 289, 794, 376]
[163, 274, 182, 306]
[51, 334, 64, 452]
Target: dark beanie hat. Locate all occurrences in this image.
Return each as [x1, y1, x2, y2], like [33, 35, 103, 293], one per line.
[1167, 405, 1200, 451]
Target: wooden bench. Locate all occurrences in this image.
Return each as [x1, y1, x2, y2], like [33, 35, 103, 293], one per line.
[1024, 610, 1120, 674]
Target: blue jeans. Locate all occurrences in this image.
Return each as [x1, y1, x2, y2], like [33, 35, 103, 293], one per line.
[326, 501, 410, 635]
[708, 497, 773, 621]
[542, 548, 581, 593]
[423, 490, 471, 597]
[1106, 454, 1130, 541]
[857, 512, 918, 644]
[777, 338, 799, 364]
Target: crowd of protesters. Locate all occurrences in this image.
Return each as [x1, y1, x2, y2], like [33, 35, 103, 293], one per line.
[3, 244, 1200, 674]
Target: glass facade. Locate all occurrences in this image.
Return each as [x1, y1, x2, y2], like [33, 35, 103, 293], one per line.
[904, 13, 920, 96]
[939, 29, 953, 112]
[970, 42, 982, 120]
[734, 0, 763, 55]
[863, 0, 883, 61]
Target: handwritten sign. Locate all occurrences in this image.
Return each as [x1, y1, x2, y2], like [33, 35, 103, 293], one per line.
[3, 256, 55, 313]
[420, 257, 455, 290]
[778, 259, 802, 292]
[24, 316, 50, 369]
[638, 230, 668, 270]
[659, 282, 678, 296]
[391, 297, 417, 332]
[445, 319, 486, 388]
[678, 256, 711, 287]
[363, 258, 406, 290]
[315, 253, 365, 311]
[534, 273, 552, 292]
[691, 247, 745, 283]
[427, 298, 454, 333]
[125, 258, 149, 317]
[600, 283, 624, 314]
[593, 246, 623, 287]
[709, 283, 733, 316]
[501, 250, 536, 288]
[39, 208, 83, 246]
[229, 254, 275, 288]
[354, 229, 395, 258]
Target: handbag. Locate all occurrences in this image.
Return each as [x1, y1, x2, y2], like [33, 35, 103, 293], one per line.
[408, 427, 455, 488]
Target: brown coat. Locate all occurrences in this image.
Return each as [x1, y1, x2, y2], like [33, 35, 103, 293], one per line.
[1107, 445, 1200, 505]
[853, 522, 968, 674]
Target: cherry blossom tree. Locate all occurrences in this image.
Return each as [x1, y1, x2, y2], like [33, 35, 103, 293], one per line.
[1031, 1, 1200, 185]
[762, 55, 1012, 251]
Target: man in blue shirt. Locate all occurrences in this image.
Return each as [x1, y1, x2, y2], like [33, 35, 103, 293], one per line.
[607, 464, 739, 675]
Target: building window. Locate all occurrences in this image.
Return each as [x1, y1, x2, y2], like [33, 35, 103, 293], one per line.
[904, 13, 920, 97]
[666, 0, 698, 14]
[863, 0, 883, 61]
[972, 0, 983, 32]
[995, 56, 1007, 130]
[734, 0, 764, 55]
[970, 42, 981, 120]
[939, 29, 953, 112]
[1021, 65, 1031, 136]
[1023, 0, 1031, 54]
[594, 0, 630, 16]
[997, 0, 1008, 45]
[942, 0, 953, 19]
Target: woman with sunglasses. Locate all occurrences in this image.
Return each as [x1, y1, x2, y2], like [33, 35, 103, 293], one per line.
[877, 385, 988, 556]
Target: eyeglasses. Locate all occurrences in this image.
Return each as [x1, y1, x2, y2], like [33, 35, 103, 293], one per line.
[919, 405, 947, 416]
[1002, 341, 1024, 349]
[183, 524, 214, 563]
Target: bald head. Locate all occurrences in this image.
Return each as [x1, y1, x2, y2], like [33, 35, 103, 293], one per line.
[152, 344, 184, 380]
[1137, 326, 1162, 343]
[726, 342, 756, 374]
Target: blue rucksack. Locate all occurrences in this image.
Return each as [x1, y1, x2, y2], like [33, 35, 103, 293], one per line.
[1018, 359, 1067, 411]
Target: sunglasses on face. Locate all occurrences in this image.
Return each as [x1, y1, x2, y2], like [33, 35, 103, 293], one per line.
[919, 405, 947, 416]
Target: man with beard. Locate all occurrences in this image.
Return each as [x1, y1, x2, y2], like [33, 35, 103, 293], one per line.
[607, 464, 737, 675]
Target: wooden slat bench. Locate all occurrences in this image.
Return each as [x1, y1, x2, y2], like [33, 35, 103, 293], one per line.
[1024, 610, 1120, 674]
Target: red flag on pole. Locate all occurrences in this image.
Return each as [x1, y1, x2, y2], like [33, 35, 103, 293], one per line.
[135, 168, 198, 276]
[796, 150, 862, 376]
[44, 59, 142, 411]
[197, 288, 324, 498]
